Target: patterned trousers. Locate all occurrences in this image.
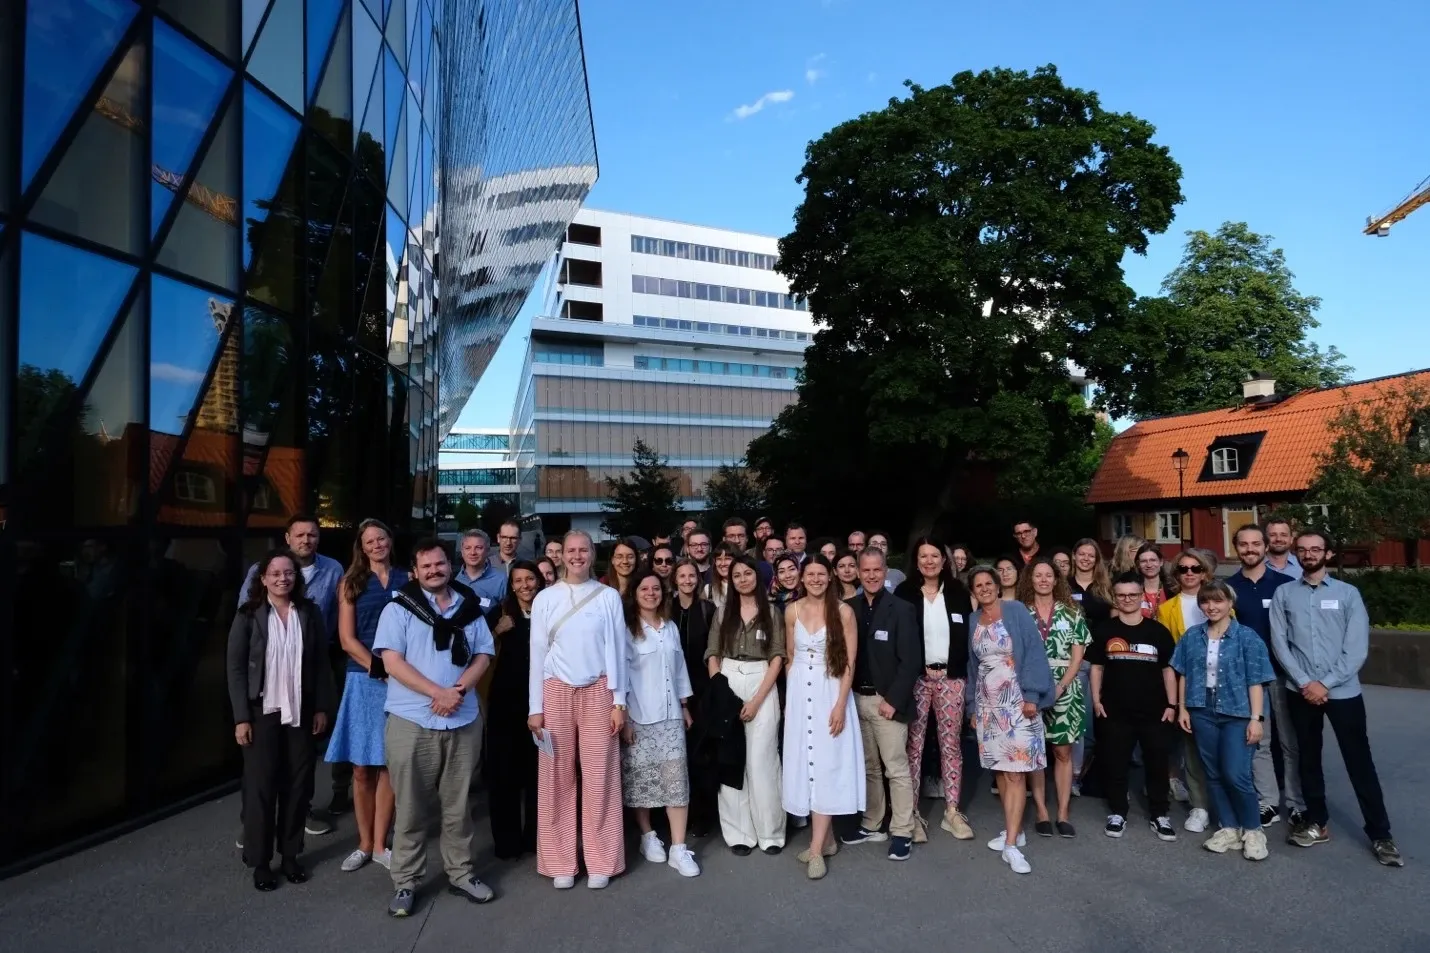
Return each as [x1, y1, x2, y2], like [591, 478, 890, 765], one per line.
[536, 676, 625, 879]
[907, 674, 966, 808]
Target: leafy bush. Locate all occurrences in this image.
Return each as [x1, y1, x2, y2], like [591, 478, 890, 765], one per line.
[1347, 569, 1430, 627]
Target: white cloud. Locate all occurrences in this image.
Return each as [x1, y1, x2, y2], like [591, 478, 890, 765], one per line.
[805, 53, 827, 85]
[730, 89, 795, 120]
[151, 362, 206, 384]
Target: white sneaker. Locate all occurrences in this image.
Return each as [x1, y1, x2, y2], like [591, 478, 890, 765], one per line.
[373, 848, 392, 869]
[1204, 827, 1243, 854]
[1170, 778, 1191, 803]
[1185, 808, 1210, 833]
[987, 830, 1028, 851]
[668, 844, 701, 877]
[1002, 846, 1032, 874]
[587, 874, 610, 889]
[1242, 829, 1269, 861]
[553, 876, 575, 890]
[340, 849, 370, 872]
[640, 830, 667, 863]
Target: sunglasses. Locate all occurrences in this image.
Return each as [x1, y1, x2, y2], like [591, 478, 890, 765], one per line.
[1176, 565, 1203, 574]
[653, 557, 673, 565]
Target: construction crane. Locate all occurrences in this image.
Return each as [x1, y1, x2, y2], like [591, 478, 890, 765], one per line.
[1365, 174, 1430, 236]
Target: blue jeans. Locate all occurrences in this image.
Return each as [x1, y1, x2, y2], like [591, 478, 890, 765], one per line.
[1188, 706, 1259, 831]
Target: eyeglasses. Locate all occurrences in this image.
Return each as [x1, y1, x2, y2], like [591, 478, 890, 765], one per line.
[498, 535, 520, 543]
[1296, 547, 1326, 556]
[1014, 529, 1035, 537]
[1176, 565, 1203, 574]
[1113, 592, 1142, 600]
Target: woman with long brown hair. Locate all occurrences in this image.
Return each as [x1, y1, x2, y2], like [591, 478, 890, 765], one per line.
[702, 542, 739, 611]
[487, 560, 546, 859]
[328, 519, 407, 872]
[602, 538, 640, 596]
[1136, 543, 1177, 618]
[834, 550, 860, 600]
[781, 555, 862, 879]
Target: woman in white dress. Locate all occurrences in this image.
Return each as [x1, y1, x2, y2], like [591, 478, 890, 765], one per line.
[782, 555, 863, 880]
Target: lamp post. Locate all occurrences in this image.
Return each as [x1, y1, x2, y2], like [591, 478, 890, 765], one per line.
[1172, 448, 1190, 545]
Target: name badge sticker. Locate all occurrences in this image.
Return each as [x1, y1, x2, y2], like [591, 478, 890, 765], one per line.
[1140, 601, 1151, 611]
[755, 629, 767, 641]
[1320, 599, 1339, 610]
[875, 629, 890, 641]
[950, 613, 964, 623]
[1071, 593, 1083, 601]
[1262, 599, 1272, 609]
[1054, 621, 1071, 632]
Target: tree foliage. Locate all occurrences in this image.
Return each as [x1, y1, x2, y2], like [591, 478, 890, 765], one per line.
[1304, 381, 1430, 561]
[703, 462, 767, 534]
[601, 438, 683, 539]
[1089, 222, 1351, 419]
[749, 65, 1183, 537]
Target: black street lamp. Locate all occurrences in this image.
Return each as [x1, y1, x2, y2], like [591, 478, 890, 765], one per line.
[1172, 447, 1190, 545]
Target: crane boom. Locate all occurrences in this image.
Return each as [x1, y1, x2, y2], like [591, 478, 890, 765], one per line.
[1365, 175, 1430, 236]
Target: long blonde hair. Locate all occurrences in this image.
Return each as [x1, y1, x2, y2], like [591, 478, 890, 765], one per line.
[1073, 538, 1113, 601]
[1111, 535, 1145, 575]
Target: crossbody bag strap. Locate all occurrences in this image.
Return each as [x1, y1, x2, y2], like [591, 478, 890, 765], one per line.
[547, 586, 604, 647]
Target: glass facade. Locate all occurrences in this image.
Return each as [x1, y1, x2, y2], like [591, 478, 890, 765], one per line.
[439, 431, 509, 451]
[0, 0, 594, 869]
[633, 314, 810, 342]
[630, 234, 777, 271]
[631, 274, 807, 311]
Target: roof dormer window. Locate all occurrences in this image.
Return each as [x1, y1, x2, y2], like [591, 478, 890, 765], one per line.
[1197, 432, 1266, 483]
[1211, 447, 1239, 475]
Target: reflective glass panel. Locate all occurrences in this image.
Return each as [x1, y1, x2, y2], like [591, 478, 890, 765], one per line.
[21, 0, 139, 189]
[245, 0, 302, 111]
[242, 307, 302, 527]
[310, 7, 352, 148]
[241, 0, 272, 57]
[156, 97, 240, 291]
[159, 0, 239, 61]
[382, 49, 403, 178]
[306, 0, 346, 102]
[149, 275, 232, 437]
[242, 82, 301, 310]
[385, 0, 406, 71]
[151, 20, 231, 235]
[71, 286, 145, 526]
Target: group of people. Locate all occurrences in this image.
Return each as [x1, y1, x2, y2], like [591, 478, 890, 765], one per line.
[226, 512, 1404, 915]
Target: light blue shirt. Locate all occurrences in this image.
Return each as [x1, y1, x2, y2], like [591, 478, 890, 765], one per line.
[239, 553, 343, 641]
[1266, 552, 1302, 580]
[373, 587, 495, 730]
[455, 560, 508, 607]
[1269, 574, 1369, 700]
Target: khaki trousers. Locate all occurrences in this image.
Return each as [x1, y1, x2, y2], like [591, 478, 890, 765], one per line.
[385, 716, 482, 891]
[856, 693, 914, 838]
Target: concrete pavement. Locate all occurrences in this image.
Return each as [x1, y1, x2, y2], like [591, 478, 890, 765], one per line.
[2, 685, 1427, 953]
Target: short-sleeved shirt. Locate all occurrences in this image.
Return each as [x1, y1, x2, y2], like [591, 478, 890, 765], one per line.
[705, 604, 785, 663]
[1087, 617, 1175, 720]
[1226, 567, 1294, 672]
[347, 568, 410, 673]
[373, 587, 495, 730]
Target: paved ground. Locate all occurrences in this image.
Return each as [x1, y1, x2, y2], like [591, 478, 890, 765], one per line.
[3, 685, 1428, 953]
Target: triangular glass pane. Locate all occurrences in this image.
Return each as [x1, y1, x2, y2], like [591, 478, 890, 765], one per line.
[305, 0, 346, 103]
[351, 1, 383, 140]
[151, 20, 231, 236]
[355, 51, 385, 183]
[358, 0, 382, 24]
[158, 95, 240, 291]
[21, 0, 138, 190]
[311, 7, 352, 148]
[422, 32, 438, 131]
[160, 0, 240, 61]
[405, 0, 420, 73]
[411, 0, 429, 104]
[246, 0, 303, 112]
[241, 0, 272, 59]
[387, 106, 407, 219]
[382, 49, 403, 177]
[149, 274, 233, 437]
[241, 80, 301, 267]
[73, 285, 145, 526]
[385, 0, 406, 71]
[405, 86, 420, 187]
[242, 307, 302, 527]
[312, 192, 352, 336]
[385, 202, 405, 345]
[31, 36, 146, 256]
[304, 131, 349, 311]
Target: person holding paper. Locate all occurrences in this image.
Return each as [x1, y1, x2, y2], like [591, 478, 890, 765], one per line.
[528, 531, 630, 889]
[892, 536, 974, 842]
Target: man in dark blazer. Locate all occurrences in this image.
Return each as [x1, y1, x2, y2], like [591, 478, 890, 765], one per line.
[841, 548, 923, 860]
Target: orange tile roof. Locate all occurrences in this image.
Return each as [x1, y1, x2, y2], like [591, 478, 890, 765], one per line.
[1086, 370, 1430, 505]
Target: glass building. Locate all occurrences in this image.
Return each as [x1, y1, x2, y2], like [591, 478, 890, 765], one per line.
[0, 0, 595, 869]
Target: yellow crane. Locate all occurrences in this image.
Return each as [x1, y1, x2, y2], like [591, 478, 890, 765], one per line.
[1365, 174, 1430, 236]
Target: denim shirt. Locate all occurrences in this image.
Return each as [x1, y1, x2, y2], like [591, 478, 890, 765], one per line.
[1170, 620, 1274, 719]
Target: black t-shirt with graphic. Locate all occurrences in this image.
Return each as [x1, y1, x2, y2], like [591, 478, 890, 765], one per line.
[1087, 616, 1175, 720]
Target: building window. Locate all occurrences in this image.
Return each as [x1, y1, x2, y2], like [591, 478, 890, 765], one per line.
[437, 468, 517, 487]
[1198, 431, 1265, 483]
[441, 433, 511, 451]
[1112, 513, 1135, 539]
[174, 471, 217, 503]
[534, 339, 604, 367]
[633, 354, 798, 379]
[1155, 511, 1182, 543]
[630, 234, 777, 270]
[562, 299, 603, 322]
[562, 258, 602, 287]
[631, 275, 807, 311]
[567, 223, 601, 246]
[1211, 447, 1239, 475]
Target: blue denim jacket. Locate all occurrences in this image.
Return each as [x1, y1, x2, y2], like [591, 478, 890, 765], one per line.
[1170, 620, 1274, 719]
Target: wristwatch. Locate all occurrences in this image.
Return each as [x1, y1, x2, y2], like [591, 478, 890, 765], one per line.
[1256, 715, 1265, 722]
[613, 703, 627, 712]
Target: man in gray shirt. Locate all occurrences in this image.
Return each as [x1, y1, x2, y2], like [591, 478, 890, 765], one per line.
[1269, 530, 1401, 866]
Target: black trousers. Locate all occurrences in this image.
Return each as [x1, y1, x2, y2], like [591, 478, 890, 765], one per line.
[1283, 690, 1392, 841]
[486, 705, 538, 858]
[1096, 713, 1173, 820]
[242, 710, 317, 868]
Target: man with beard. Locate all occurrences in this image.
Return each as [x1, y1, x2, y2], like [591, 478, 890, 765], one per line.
[1225, 525, 1301, 830]
[1270, 531, 1401, 866]
[1263, 518, 1302, 579]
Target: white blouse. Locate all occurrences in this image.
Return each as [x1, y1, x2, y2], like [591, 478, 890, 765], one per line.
[528, 579, 628, 715]
[625, 618, 694, 725]
[920, 587, 951, 665]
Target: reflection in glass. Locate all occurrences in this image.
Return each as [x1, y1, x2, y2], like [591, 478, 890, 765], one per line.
[72, 286, 145, 526]
[241, 0, 273, 58]
[243, 82, 301, 312]
[156, 96, 240, 291]
[351, 1, 383, 144]
[20, 0, 138, 189]
[242, 308, 302, 527]
[149, 274, 231, 438]
[310, 8, 353, 149]
[30, 37, 146, 255]
[159, 0, 239, 61]
[386, 0, 407, 72]
[305, 0, 346, 102]
[151, 20, 231, 235]
[382, 49, 404, 180]
[246, 0, 303, 112]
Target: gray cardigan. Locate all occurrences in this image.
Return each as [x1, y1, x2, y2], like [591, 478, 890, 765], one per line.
[226, 600, 337, 726]
[964, 600, 1056, 714]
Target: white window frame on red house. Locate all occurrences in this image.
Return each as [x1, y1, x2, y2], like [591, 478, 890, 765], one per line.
[1155, 510, 1182, 543]
[1211, 446, 1239, 475]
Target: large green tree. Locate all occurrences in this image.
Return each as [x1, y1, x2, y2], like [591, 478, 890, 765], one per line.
[702, 462, 767, 534]
[601, 438, 683, 539]
[1089, 222, 1351, 419]
[749, 65, 1183, 537]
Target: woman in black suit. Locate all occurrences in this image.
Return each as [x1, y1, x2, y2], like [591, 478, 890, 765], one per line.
[893, 536, 974, 841]
[486, 559, 547, 858]
[227, 548, 336, 891]
[673, 557, 718, 836]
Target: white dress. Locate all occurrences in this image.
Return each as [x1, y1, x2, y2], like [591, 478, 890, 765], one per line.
[781, 619, 866, 817]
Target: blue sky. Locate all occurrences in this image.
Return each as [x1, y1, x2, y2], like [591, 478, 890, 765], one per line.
[456, 0, 1430, 428]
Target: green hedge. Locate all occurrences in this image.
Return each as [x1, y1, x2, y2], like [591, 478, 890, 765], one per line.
[1347, 569, 1430, 627]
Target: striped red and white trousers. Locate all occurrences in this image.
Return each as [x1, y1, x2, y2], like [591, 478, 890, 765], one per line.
[536, 676, 625, 879]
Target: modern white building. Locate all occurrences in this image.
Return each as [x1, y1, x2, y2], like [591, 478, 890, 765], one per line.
[437, 426, 520, 520]
[512, 209, 816, 538]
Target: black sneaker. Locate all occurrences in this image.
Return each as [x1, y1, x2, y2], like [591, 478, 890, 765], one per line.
[1372, 839, 1404, 867]
[1259, 805, 1279, 828]
[326, 790, 352, 816]
[1056, 820, 1076, 838]
[388, 888, 414, 917]
[887, 836, 912, 861]
[841, 826, 888, 845]
[1034, 820, 1054, 838]
[304, 813, 334, 836]
[1105, 815, 1126, 838]
[1151, 816, 1177, 841]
